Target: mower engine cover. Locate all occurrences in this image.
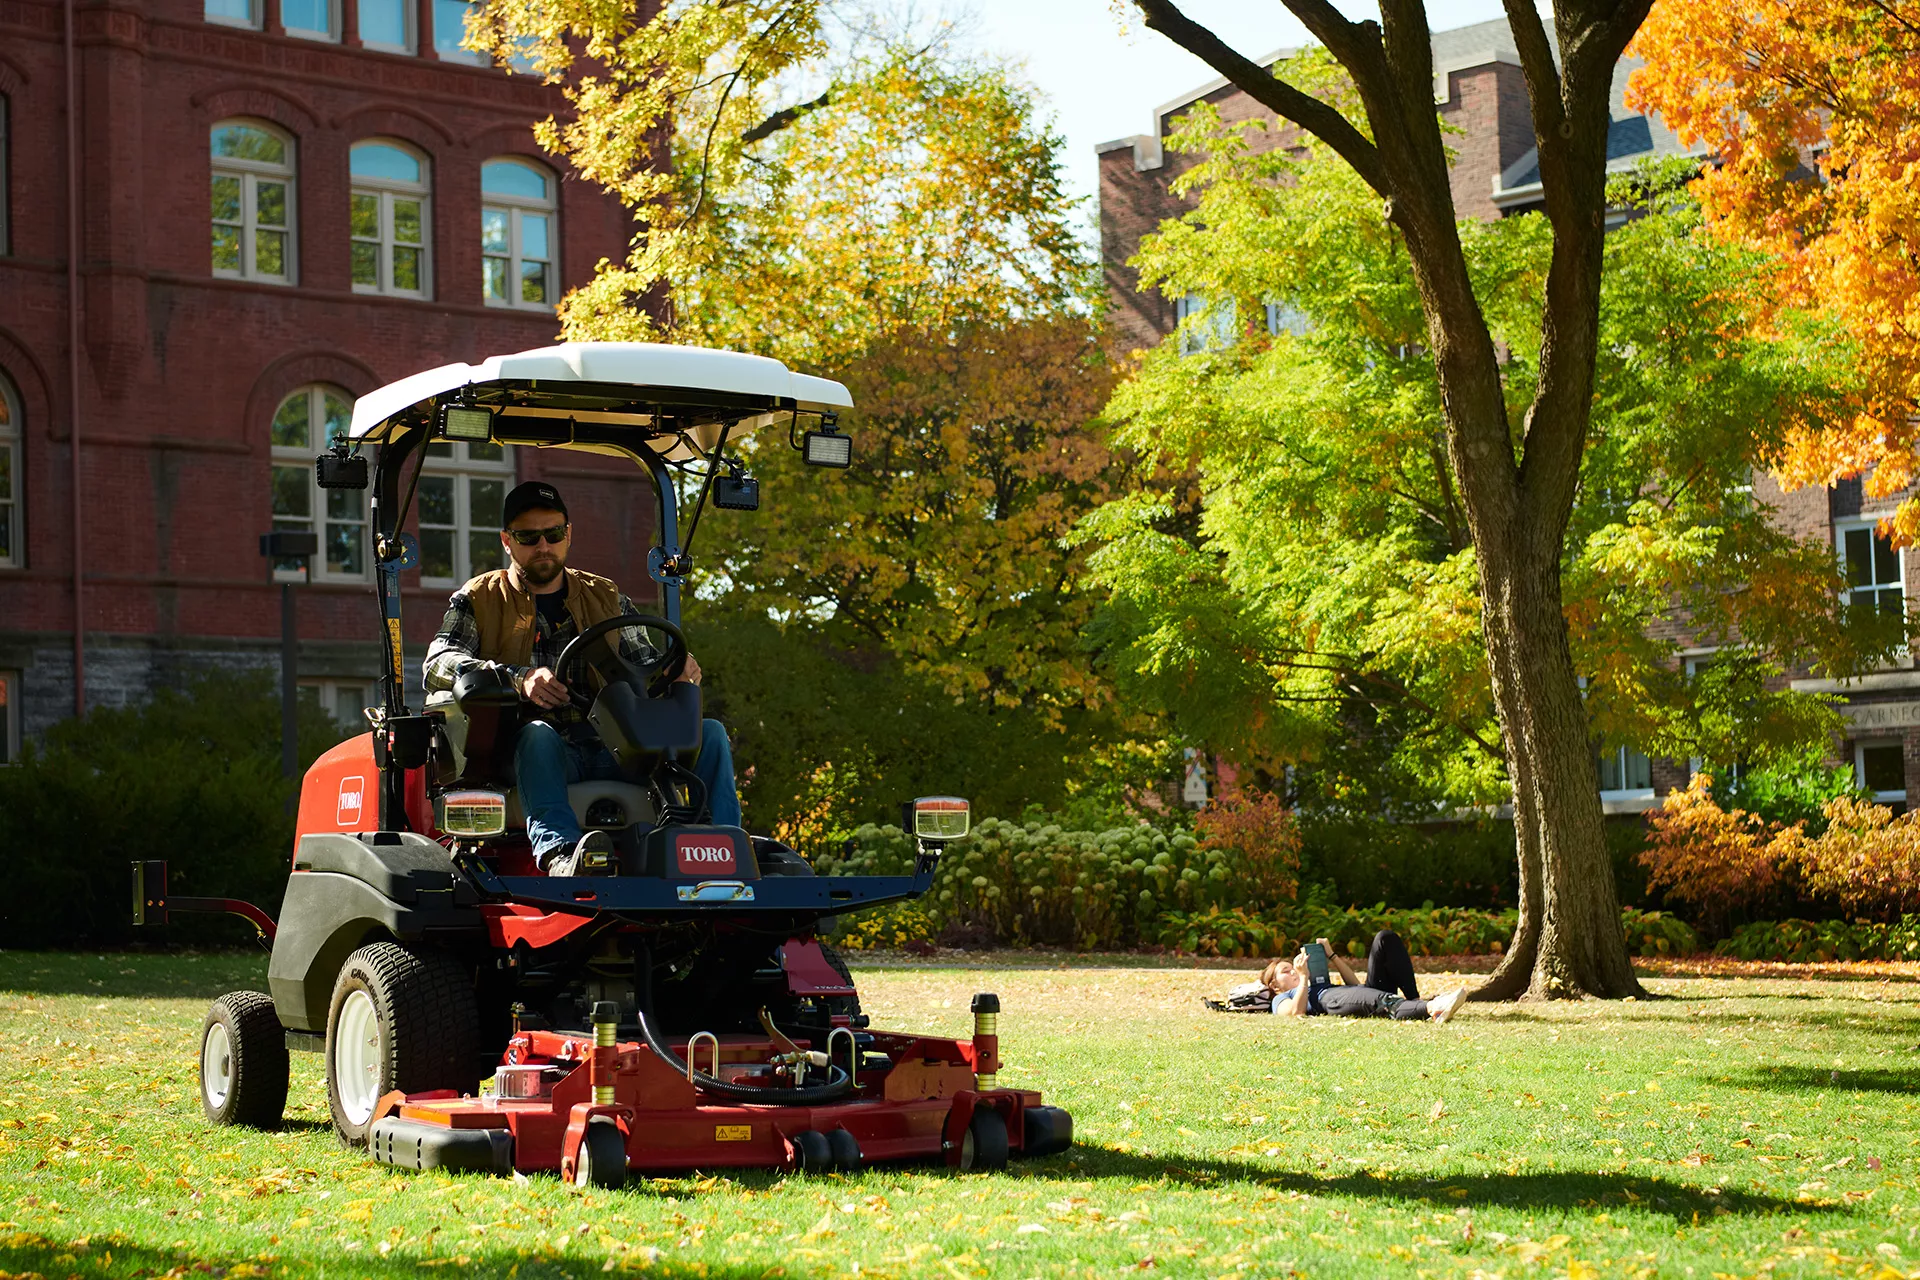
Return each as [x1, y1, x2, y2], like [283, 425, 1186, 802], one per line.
[642, 825, 759, 879]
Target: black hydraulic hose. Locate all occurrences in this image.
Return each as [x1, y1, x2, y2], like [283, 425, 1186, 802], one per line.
[632, 946, 854, 1105]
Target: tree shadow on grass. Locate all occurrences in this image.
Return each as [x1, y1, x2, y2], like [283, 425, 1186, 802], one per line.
[1021, 1147, 1843, 1223]
[1713, 1065, 1920, 1094]
[0, 948, 269, 1000]
[1475, 1007, 1920, 1037]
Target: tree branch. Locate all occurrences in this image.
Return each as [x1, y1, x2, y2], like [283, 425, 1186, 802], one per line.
[1131, 0, 1387, 194]
[742, 88, 832, 144]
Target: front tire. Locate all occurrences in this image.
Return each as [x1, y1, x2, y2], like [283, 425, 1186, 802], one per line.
[200, 991, 289, 1129]
[325, 942, 478, 1147]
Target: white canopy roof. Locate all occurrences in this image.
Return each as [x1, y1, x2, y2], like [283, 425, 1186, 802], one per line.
[347, 342, 853, 460]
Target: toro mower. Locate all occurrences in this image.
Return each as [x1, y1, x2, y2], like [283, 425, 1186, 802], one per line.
[134, 342, 1070, 1186]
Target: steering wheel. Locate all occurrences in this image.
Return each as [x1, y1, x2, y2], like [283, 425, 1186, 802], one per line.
[553, 613, 688, 711]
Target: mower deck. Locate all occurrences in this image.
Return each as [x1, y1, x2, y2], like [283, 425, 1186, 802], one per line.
[369, 1024, 1062, 1179]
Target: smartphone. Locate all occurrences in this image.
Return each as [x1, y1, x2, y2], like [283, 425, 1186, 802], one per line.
[1302, 942, 1332, 985]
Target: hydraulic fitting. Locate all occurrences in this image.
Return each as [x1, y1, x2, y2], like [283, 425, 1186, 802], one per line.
[971, 992, 1001, 1090]
[591, 1000, 618, 1106]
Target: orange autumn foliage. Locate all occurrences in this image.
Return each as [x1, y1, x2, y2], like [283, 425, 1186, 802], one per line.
[1795, 795, 1920, 921]
[1641, 774, 1796, 915]
[1627, 2, 1920, 536]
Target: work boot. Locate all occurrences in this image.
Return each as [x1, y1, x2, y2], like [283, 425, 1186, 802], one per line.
[543, 831, 616, 877]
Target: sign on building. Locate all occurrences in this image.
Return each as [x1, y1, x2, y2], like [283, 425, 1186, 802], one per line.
[1182, 748, 1209, 807]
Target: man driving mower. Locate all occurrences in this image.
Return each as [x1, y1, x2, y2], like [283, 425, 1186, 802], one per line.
[423, 479, 740, 876]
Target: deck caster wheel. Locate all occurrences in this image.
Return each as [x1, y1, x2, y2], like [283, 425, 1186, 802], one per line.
[200, 991, 289, 1129]
[792, 1129, 833, 1174]
[1020, 1105, 1073, 1158]
[827, 1127, 862, 1172]
[574, 1124, 627, 1190]
[959, 1108, 1009, 1172]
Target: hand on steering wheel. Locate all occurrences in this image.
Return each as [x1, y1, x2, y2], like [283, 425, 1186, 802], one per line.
[551, 613, 689, 712]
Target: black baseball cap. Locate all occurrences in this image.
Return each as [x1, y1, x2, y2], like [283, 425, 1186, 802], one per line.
[502, 480, 568, 528]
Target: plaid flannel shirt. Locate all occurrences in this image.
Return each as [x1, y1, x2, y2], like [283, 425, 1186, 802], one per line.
[423, 574, 657, 742]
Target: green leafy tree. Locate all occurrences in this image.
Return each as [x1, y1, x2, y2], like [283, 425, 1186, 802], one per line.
[1081, 114, 1884, 989]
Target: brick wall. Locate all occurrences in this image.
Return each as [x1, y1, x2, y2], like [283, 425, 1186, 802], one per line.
[0, 0, 659, 736]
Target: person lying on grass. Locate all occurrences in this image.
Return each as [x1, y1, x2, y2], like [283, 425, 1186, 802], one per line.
[1263, 929, 1467, 1023]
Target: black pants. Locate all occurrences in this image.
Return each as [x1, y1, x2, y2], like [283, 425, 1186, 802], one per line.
[1315, 930, 1426, 1020]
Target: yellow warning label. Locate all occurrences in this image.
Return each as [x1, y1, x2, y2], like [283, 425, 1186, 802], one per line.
[386, 619, 405, 677]
[714, 1125, 752, 1142]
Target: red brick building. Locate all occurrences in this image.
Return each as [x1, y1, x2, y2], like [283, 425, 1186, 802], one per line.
[0, 0, 649, 757]
[1097, 18, 1920, 812]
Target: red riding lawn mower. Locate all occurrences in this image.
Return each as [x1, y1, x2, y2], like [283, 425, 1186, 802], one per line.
[133, 342, 1071, 1187]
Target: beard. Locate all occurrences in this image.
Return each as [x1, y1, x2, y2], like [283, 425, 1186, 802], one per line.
[520, 555, 565, 587]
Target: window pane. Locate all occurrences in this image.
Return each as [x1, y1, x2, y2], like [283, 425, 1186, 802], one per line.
[350, 143, 422, 184]
[0, 504, 10, 562]
[392, 246, 421, 292]
[481, 208, 509, 254]
[433, 0, 476, 54]
[1626, 749, 1651, 791]
[326, 522, 364, 576]
[482, 257, 507, 301]
[359, 0, 406, 43]
[322, 393, 353, 447]
[255, 229, 287, 277]
[271, 465, 311, 518]
[0, 445, 11, 501]
[211, 225, 241, 273]
[350, 192, 380, 239]
[468, 530, 502, 576]
[210, 124, 284, 165]
[426, 441, 454, 457]
[519, 260, 546, 304]
[467, 440, 503, 463]
[1875, 536, 1901, 588]
[520, 212, 548, 260]
[469, 477, 504, 526]
[326, 488, 362, 520]
[482, 161, 547, 200]
[392, 199, 422, 246]
[1597, 748, 1621, 793]
[282, 0, 332, 34]
[255, 181, 287, 229]
[420, 527, 454, 580]
[1863, 743, 1905, 795]
[271, 394, 310, 448]
[211, 174, 241, 223]
[418, 475, 455, 526]
[351, 241, 379, 287]
[205, 0, 255, 22]
[1846, 528, 1873, 587]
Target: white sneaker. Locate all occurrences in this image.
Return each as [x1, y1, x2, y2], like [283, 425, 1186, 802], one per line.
[1428, 988, 1466, 1024]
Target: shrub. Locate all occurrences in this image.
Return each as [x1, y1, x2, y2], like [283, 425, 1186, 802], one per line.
[831, 901, 937, 951]
[1619, 908, 1701, 957]
[1640, 773, 1797, 922]
[1281, 897, 1519, 958]
[1794, 797, 1920, 921]
[0, 674, 340, 948]
[1154, 906, 1284, 958]
[1714, 748, 1861, 833]
[1715, 916, 1920, 962]
[1193, 790, 1300, 910]
[1294, 814, 1524, 910]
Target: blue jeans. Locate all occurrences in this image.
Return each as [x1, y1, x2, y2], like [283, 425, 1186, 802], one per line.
[514, 718, 741, 866]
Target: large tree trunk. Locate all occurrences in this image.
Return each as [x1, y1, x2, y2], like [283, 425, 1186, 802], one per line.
[1475, 535, 1644, 999]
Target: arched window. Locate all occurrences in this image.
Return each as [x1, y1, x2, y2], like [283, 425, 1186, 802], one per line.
[211, 120, 296, 283]
[269, 385, 365, 581]
[0, 368, 20, 570]
[350, 140, 431, 298]
[481, 158, 556, 310]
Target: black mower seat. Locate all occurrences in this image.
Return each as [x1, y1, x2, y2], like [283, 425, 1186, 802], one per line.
[503, 780, 653, 832]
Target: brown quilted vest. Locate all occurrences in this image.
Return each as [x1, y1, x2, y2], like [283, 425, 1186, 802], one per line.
[461, 567, 625, 668]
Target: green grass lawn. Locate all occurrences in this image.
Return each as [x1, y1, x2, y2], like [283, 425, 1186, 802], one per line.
[2, 950, 1917, 1279]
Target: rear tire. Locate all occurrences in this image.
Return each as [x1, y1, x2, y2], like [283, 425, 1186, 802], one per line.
[200, 991, 289, 1129]
[574, 1123, 627, 1190]
[325, 942, 478, 1147]
[959, 1108, 1009, 1172]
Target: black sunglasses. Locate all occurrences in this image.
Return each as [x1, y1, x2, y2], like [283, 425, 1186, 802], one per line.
[506, 523, 568, 546]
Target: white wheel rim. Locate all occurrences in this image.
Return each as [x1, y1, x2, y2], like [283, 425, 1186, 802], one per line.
[961, 1128, 975, 1169]
[333, 989, 383, 1126]
[202, 1022, 233, 1110]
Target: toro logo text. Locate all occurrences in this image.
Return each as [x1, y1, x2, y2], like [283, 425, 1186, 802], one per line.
[674, 834, 739, 876]
[337, 775, 366, 828]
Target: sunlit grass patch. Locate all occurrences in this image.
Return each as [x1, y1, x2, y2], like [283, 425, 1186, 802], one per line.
[1, 951, 1916, 1278]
